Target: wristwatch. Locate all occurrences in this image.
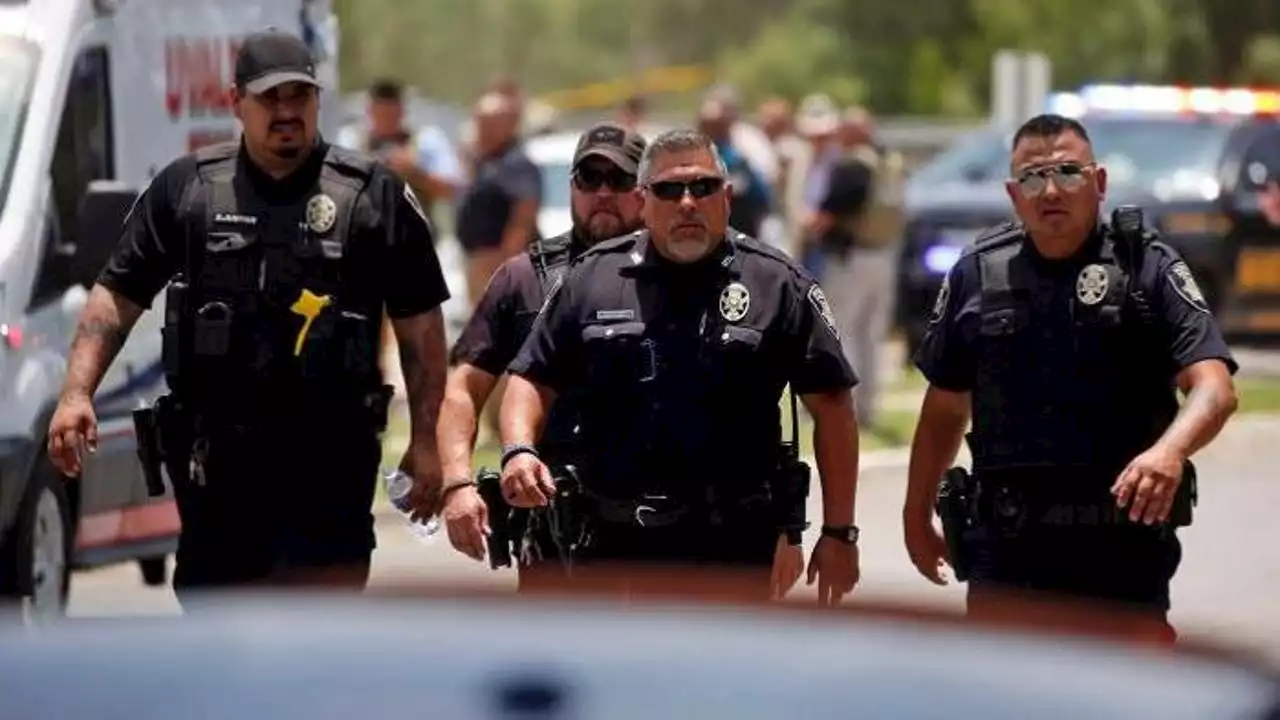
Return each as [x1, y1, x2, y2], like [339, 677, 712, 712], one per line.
[500, 443, 539, 469]
[820, 524, 860, 545]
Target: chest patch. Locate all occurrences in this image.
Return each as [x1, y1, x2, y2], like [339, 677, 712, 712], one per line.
[306, 193, 338, 234]
[1076, 264, 1110, 306]
[719, 282, 751, 322]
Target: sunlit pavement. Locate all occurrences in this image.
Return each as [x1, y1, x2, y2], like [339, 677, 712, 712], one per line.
[67, 414, 1280, 665]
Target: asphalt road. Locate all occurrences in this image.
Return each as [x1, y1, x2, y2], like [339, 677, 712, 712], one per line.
[66, 415, 1280, 664]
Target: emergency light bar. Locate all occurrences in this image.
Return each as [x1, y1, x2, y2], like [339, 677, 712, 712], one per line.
[1047, 84, 1280, 117]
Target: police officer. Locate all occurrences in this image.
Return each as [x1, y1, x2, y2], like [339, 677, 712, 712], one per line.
[902, 114, 1238, 637]
[46, 31, 451, 596]
[436, 122, 647, 571]
[499, 130, 862, 604]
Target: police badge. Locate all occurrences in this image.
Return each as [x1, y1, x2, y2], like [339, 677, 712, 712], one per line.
[305, 194, 337, 234]
[719, 282, 751, 322]
[1076, 264, 1110, 306]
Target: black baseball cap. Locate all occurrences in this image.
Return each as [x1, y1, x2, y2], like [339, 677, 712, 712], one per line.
[235, 30, 320, 95]
[572, 122, 647, 175]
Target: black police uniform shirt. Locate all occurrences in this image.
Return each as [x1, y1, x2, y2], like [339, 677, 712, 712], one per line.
[455, 141, 542, 252]
[98, 138, 449, 324]
[915, 225, 1237, 470]
[449, 231, 588, 455]
[508, 230, 858, 498]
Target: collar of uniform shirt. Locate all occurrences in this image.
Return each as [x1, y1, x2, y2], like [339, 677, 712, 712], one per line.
[238, 138, 328, 203]
[1022, 222, 1108, 267]
[623, 232, 742, 278]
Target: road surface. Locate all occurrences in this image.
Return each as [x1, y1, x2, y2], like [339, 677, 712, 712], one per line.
[66, 415, 1280, 664]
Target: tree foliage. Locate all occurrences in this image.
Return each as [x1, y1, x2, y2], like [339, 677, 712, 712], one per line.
[335, 0, 1280, 117]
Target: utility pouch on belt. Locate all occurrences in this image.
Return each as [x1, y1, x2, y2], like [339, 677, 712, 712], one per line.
[936, 466, 975, 582]
[193, 301, 233, 357]
[476, 468, 512, 569]
[161, 280, 189, 388]
[132, 406, 167, 498]
[1170, 459, 1198, 528]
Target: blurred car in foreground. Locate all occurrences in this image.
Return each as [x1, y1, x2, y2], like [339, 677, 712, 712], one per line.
[897, 84, 1280, 355]
[3, 588, 1278, 719]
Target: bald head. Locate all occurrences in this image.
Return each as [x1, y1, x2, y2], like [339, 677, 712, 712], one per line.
[473, 91, 519, 156]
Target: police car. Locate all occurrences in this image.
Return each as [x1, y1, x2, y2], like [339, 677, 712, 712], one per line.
[896, 83, 1280, 356]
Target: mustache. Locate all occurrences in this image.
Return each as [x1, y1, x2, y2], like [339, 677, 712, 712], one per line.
[269, 121, 303, 133]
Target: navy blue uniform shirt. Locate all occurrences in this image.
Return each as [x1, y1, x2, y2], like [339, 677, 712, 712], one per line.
[915, 230, 1237, 392]
[509, 230, 857, 496]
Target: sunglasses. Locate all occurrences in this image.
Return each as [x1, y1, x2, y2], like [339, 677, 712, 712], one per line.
[573, 167, 637, 193]
[1014, 162, 1095, 196]
[647, 177, 725, 202]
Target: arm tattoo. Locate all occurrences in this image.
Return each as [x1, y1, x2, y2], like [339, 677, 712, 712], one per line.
[396, 314, 447, 442]
[62, 291, 141, 400]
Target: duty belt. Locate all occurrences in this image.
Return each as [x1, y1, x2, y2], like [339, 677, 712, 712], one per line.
[589, 489, 772, 529]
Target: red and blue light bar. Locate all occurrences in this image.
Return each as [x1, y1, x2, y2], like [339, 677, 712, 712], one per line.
[1047, 84, 1280, 118]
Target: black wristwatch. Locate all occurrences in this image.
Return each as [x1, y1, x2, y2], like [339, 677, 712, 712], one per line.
[500, 443, 539, 469]
[821, 524, 860, 545]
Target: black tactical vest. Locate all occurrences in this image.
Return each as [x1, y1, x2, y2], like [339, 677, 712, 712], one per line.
[968, 226, 1177, 477]
[576, 233, 780, 497]
[525, 232, 579, 459]
[175, 143, 382, 420]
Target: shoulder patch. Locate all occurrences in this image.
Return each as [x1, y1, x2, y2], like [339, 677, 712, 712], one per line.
[929, 273, 951, 324]
[807, 284, 840, 338]
[1166, 260, 1209, 312]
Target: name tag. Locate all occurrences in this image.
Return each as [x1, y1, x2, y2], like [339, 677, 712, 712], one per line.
[595, 309, 635, 321]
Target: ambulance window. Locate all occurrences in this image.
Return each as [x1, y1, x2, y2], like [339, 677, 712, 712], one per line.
[33, 46, 114, 307]
[1239, 127, 1280, 191]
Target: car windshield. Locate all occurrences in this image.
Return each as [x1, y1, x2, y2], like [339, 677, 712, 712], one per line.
[1086, 118, 1233, 193]
[910, 117, 1235, 195]
[0, 36, 38, 217]
[539, 159, 571, 209]
[908, 129, 1011, 186]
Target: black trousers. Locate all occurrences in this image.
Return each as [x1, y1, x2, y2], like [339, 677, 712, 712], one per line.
[963, 521, 1182, 642]
[170, 427, 380, 600]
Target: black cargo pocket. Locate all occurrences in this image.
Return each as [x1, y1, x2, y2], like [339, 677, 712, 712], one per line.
[581, 321, 650, 388]
[200, 232, 262, 296]
[708, 324, 765, 386]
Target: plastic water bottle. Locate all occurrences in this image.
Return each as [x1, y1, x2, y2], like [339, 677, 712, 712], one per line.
[383, 468, 440, 542]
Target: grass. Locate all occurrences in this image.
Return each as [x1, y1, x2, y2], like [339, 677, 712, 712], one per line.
[1237, 377, 1280, 414]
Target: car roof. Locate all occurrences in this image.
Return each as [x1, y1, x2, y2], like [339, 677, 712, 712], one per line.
[4, 591, 1277, 719]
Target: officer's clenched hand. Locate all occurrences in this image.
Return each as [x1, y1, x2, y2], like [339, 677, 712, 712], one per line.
[1113, 446, 1185, 525]
[806, 536, 860, 606]
[501, 454, 556, 508]
[48, 394, 99, 478]
[903, 513, 950, 586]
[443, 485, 490, 561]
[771, 535, 804, 600]
[400, 448, 444, 522]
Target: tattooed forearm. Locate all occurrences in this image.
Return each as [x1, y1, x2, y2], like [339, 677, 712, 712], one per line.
[62, 285, 145, 401]
[1158, 373, 1238, 458]
[392, 310, 448, 445]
